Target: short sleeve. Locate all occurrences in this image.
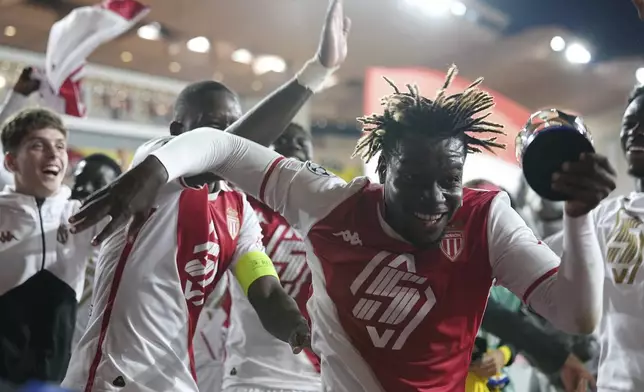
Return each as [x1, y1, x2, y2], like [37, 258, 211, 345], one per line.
[488, 193, 560, 302]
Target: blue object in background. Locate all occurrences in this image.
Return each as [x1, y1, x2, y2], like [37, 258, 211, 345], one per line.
[18, 381, 76, 392]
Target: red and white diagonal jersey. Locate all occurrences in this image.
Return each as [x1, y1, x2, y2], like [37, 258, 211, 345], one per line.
[223, 198, 320, 391]
[63, 137, 264, 392]
[150, 129, 604, 392]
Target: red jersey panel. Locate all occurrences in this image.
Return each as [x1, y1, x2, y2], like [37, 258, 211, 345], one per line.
[309, 186, 496, 391]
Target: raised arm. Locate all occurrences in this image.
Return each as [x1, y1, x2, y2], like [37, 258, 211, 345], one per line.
[227, 0, 349, 147]
[69, 127, 362, 244]
[0, 68, 40, 125]
[151, 128, 359, 234]
[489, 194, 604, 334]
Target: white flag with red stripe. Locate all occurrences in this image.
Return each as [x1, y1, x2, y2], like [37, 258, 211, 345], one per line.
[36, 0, 150, 117]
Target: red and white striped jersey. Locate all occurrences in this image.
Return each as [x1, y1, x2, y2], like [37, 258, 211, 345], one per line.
[63, 138, 264, 392]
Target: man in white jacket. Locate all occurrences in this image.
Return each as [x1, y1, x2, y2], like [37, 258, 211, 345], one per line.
[0, 104, 96, 385]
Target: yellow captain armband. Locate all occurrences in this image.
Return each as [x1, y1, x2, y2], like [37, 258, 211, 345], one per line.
[234, 251, 279, 296]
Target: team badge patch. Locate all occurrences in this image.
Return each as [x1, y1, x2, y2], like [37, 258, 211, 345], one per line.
[440, 231, 464, 261]
[306, 161, 330, 177]
[227, 207, 240, 239]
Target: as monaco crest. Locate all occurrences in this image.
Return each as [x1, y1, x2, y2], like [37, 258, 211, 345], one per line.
[440, 231, 464, 262]
[226, 208, 240, 239]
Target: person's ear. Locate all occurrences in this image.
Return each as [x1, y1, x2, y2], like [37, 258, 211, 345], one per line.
[4, 153, 17, 173]
[169, 121, 185, 136]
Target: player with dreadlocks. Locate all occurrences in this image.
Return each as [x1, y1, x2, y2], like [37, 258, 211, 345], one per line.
[69, 65, 614, 391]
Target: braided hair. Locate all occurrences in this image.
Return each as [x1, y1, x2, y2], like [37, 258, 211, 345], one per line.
[352, 65, 506, 164]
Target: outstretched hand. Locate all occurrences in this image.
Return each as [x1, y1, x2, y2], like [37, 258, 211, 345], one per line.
[317, 0, 351, 69]
[69, 156, 169, 245]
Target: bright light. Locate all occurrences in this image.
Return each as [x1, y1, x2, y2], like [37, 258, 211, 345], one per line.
[550, 36, 566, 52]
[137, 22, 161, 41]
[450, 1, 467, 16]
[565, 43, 591, 64]
[406, 0, 452, 17]
[4, 26, 16, 37]
[120, 51, 133, 63]
[252, 55, 286, 75]
[636, 68, 644, 84]
[231, 48, 253, 64]
[0, 75, 6, 89]
[186, 36, 210, 53]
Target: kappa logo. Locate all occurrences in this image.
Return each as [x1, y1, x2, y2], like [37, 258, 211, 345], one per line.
[306, 161, 330, 177]
[227, 207, 240, 239]
[0, 231, 16, 243]
[333, 230, 363, 246]
[440, 230, 465, 261]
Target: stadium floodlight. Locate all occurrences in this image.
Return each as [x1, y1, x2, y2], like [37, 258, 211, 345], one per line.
[565, 43, 591, 64]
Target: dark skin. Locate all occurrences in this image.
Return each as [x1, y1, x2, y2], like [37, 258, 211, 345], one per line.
[164, 88, 312, 352]
[378, 135, 465, 247]
[620, 94, 644, 191]
[376, 133, 615, 248]
[273, 125, 313, 162]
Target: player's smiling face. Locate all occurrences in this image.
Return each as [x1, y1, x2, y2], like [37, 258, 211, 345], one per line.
[381, 134, 465, 247]
[621, 94, 644, 178]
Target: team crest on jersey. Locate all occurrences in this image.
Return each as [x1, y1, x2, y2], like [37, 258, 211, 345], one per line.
[306, 161, 330, 177]
[440, 230, 464, 261]
[227, 207, 240, 239]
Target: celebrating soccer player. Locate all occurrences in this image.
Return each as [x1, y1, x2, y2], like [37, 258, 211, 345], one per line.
[68, 59, 615, 391]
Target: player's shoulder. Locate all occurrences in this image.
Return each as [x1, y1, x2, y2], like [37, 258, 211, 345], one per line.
[462, 187, 504, 209]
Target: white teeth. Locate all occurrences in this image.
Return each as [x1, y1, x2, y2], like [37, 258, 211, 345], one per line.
[414, 212, 443, 222]
[630, 146, 644, 152]
[42, 165, 60, 175]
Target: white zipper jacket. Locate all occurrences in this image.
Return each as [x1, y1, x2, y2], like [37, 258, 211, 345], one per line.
[0, 184, 97, 383]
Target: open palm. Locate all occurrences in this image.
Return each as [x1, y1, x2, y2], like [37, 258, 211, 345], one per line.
[317, 0, 351, 68]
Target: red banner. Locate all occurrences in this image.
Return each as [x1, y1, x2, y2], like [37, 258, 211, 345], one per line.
[363, 67, 531, 166]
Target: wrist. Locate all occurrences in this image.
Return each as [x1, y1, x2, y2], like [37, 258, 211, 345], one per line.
[296, 57, 337, 93]
[142, 155, 170, 185]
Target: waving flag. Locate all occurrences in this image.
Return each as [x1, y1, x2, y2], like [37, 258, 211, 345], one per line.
[36, 0, 150, 117]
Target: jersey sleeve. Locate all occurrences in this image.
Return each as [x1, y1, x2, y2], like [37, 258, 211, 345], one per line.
[488, 193, 604, 334]
[488, 193, 560, 300]
[151, 127, 360, 235]
[131, 136, 186, 196]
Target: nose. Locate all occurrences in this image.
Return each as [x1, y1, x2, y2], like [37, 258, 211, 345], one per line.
[420, 182, 446, 205]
